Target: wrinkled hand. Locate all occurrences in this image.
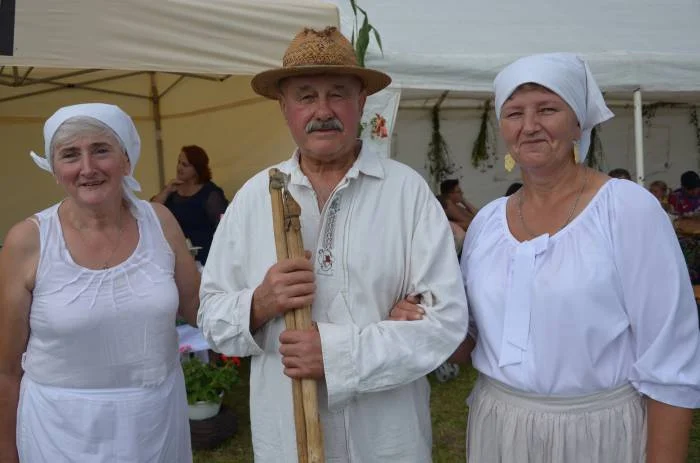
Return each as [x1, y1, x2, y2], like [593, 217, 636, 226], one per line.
[388, 294, 424, 321]
[279, 328, 324, 379]
[252, 253, 315, 321]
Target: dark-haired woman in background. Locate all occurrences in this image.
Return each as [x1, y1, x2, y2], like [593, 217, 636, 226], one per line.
[152, 145, 228, 264]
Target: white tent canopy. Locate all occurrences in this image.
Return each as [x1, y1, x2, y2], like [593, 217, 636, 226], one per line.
[0, 0, 339, 236]
[327, 0, 700, 102]
[3, 0, 338, 74]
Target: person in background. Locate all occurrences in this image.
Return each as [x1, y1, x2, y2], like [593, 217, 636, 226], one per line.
[505, 182, 523, 196]
[440, 179, 479, 231]
[0, 103, 199, 462]
[392, 53, 700, 462]
[649, 180, 670, 212]
[608, 167, 632, 180]
[151, 145, 228, 264]
[437, 195, 467, 256]
[668, 170, 700, 217]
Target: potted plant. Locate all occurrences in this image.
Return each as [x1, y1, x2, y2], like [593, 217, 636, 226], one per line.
[180, 347, 240, 421]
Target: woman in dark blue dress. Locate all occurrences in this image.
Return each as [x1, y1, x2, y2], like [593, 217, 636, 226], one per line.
[152, 145, 227, 264]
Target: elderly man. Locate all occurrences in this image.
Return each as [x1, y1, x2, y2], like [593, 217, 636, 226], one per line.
[198, 27, 468, 462]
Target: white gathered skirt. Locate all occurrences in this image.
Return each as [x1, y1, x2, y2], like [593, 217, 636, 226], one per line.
[466, 375, 646, 463]
[17, 366, 192, 463]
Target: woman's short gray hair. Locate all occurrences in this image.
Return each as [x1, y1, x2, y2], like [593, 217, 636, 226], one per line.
[49, 116, 127, 167]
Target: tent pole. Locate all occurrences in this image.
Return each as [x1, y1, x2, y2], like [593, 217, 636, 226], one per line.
[633, 89, 645, 186]
[150, 72, 166, 188]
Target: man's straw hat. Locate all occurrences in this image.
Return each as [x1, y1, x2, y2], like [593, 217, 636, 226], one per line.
[251, 27, 391, 99]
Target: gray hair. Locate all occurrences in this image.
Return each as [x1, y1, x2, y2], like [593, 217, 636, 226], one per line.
[49, 116, 127, 168]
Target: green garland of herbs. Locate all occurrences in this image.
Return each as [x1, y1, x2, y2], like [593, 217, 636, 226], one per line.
[426, 91, 457, 188]
[585, 126, 605, 169]
[689, 106, 700, 158]
[643, 102, 700, 156]
[470, 100, 496, 170]
[642, 102, 678, 132]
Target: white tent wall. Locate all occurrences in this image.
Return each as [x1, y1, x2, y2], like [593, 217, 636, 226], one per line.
[394, 106, 700, 206]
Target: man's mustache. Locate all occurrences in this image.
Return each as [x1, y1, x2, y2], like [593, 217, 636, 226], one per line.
[305, 119, 344, 133]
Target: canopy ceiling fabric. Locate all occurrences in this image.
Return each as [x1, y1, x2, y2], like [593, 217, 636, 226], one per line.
[1, 0, 339, 74]
[325, 0, 700, 102]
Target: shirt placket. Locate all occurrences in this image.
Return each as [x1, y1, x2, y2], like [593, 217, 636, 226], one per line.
[314, 178, 354, 459]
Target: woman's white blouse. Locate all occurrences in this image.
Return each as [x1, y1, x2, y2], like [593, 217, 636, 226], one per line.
[462, 179, 700, 408]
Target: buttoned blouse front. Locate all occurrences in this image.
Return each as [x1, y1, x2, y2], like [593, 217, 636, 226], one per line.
[462, 179, 700, 408]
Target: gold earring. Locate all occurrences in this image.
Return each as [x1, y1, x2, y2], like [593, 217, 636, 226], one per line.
[573, 141, 580, 163]
[504, 153, 516, 172]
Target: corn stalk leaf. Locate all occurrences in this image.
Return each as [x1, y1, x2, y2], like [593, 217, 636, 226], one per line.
[372, 27, 383, 56]
[348, 1, 383, 66]
[355, 14, 371, 67]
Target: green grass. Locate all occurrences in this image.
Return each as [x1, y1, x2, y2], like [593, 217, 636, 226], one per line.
[194, 361, 700, 462]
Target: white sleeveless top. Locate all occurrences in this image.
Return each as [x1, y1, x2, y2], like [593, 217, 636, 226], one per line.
[23, 199, 180, 388]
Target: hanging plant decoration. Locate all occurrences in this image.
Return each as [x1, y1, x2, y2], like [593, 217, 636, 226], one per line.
[585, 125, 605, 170]
[471, 100, 497, 171]
[642, 102, 678, 135]
[689, 106, 700, 157]
[425, 91, 458, 189]
[643, 101, 700, 159]
[641, 103, 658, 134]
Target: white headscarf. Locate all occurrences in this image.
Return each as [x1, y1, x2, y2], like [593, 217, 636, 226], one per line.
[30, 103, 142, 205]
[493, 53, 614, 162]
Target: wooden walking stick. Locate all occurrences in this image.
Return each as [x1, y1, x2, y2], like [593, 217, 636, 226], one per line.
[269, 168, 325, 463]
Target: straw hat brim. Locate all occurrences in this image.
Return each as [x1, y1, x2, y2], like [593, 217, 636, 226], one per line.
[251, 65, 392, 99]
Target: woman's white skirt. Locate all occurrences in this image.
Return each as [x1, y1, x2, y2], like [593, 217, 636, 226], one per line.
[466, 375, 646, 463]
[17, 366, 192, 463]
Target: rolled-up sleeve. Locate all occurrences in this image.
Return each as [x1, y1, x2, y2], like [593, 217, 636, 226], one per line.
[198, 187, 267, 357]
[613, 184, 700, 408]
[319, 187, 469, 410]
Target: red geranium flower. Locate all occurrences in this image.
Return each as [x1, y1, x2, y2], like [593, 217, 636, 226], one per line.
[220, 355, 241, 367]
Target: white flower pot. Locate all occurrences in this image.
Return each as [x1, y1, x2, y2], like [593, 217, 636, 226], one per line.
[188, 399, 222, 421]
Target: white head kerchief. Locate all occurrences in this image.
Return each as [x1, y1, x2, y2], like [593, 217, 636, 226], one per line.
[30, 103, 142, 204]
[493, 53, 613, 162]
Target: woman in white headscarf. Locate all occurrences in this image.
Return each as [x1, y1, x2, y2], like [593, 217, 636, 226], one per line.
[0, 103, 199, 462]
[392, 53, 700, 462]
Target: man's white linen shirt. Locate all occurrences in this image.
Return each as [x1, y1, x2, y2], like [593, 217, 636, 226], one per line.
[198, 146, 468, 462]
[462, 179, 700, 408]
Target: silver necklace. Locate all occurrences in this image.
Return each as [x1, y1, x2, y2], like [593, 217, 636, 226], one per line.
[101, 222, 124, 270]
[517, 167, 589, 239]
[71, 209, 124, 270]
